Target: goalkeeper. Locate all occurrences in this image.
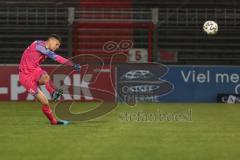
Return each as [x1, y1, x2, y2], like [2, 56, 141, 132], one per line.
[19, 34, 80, 125]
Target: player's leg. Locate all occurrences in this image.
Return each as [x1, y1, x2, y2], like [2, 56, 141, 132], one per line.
[38, 72, 63, 101]
[19, 71, 68, 125]
[35, 89, 68, 125]
[38, 73, 55, 94]
[35, 89, 58, 125]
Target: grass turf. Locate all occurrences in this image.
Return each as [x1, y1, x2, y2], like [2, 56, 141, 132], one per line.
[0, 102, 240, 160]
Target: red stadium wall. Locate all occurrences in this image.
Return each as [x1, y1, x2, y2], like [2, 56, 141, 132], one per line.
[73, 0, 133, 63]
[79, 0, 132, 8]
[72, 22, 134, 63]
[0, 65, 115, 101]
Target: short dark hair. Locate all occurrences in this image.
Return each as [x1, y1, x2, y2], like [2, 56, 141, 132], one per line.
[48, 34, 62, 43]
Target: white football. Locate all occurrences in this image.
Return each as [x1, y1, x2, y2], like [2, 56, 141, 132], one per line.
[203, 21, 218, 35]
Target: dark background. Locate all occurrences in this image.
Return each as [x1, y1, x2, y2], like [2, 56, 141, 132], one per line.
[0, 0, 239, 65]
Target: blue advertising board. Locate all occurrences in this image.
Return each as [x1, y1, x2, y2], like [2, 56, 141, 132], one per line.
[117, 64, 173, 104]
[117, 64, 240, 102]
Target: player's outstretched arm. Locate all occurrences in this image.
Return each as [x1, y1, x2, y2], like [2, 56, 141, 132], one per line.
[54, 55, 81, 72]
[36, 41, 80, 71]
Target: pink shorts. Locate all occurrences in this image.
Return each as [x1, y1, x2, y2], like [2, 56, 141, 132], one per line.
[19, 68, 47, 96]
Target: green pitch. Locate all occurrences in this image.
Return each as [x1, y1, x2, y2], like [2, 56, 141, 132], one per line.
[0, 102, 240, 160]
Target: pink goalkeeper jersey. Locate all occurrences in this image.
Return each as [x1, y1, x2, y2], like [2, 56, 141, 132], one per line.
[19, 40, 73, 75]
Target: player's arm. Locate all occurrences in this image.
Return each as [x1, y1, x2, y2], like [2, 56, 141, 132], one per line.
[36, 42, 80, 71]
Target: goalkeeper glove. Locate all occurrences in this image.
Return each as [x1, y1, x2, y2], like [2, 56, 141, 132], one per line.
[73, 64, 81, 72]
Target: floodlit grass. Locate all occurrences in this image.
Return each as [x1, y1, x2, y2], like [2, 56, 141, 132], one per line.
[0, 102, 240, 160]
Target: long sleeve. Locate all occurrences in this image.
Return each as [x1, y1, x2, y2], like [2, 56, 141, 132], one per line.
[35, 41, 73, 66]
